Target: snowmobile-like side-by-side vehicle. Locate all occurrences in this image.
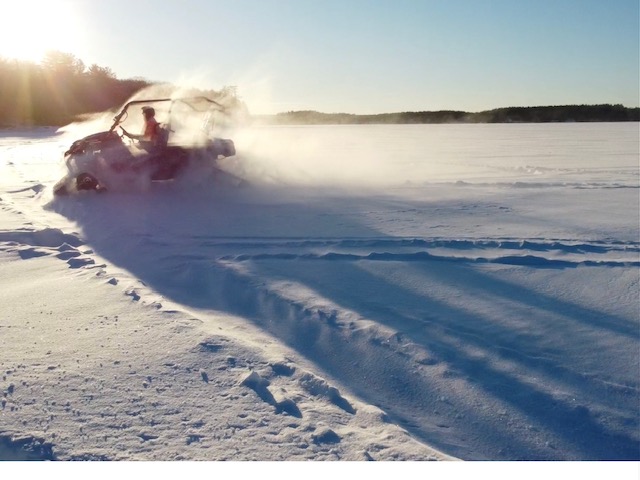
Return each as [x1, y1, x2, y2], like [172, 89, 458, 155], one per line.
[53, 96, 239, 195]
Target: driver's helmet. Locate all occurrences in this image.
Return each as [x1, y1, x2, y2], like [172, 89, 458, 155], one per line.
[141, 106, 155, 118]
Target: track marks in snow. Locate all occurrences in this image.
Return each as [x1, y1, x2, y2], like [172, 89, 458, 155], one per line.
[226, 250, 639, 268]
[4, 221, 636, 460]
[209, 251, 639, 460]
[219, 237, 640, 268]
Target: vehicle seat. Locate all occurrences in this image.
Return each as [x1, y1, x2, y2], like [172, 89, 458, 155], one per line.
[156, 124, 170, 150]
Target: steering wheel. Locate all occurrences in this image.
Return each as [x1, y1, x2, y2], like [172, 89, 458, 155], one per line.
[114, 111, 130, 140]
[118, 126, 134, 145]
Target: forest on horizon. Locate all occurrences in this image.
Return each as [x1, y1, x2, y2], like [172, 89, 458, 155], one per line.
[1, 52, 638, 127]
[257, 104, 639, 125]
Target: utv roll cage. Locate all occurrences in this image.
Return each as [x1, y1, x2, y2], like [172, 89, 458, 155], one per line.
[108, 96, 229, 133]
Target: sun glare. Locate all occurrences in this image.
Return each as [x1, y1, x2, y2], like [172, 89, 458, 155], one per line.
[0, 0, 81, 63]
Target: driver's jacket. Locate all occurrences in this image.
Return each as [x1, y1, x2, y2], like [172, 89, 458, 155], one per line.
[142, 118, 160, 142]
[138, 118, 161, 153]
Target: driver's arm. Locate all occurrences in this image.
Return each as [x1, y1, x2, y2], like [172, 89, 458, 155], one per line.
[121, 128, 142, 140]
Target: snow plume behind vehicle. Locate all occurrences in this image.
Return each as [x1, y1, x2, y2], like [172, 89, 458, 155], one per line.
[231, 122, 640, 190]
[228, 124, 445, 189]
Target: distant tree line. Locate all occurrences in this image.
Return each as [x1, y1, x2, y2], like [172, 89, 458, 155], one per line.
[0, 51, 247, 127]
[257, 104, 640, 125]
[473, 105, 639, 123]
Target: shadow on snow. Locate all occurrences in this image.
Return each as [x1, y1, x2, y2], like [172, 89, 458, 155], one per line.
[46, 184, 640, 461]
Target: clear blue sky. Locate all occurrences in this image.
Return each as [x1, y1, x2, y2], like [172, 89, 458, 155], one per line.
[18, 0, 640, 114]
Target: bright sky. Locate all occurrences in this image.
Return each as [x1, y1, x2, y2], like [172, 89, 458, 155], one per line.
[1, 0, 638, 114]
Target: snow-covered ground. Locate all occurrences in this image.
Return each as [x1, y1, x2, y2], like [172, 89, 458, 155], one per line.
[0, 122, 638, 463]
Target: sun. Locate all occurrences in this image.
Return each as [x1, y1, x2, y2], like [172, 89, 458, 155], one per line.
[0, 0, 81, 63]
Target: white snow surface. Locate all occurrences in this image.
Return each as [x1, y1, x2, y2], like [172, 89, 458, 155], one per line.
[0, 123, 638, 461]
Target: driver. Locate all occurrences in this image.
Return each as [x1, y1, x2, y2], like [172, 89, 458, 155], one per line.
[121, 106, 160, 152]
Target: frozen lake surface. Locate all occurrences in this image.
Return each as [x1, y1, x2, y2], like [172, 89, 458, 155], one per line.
[0, 122, 638, 461]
